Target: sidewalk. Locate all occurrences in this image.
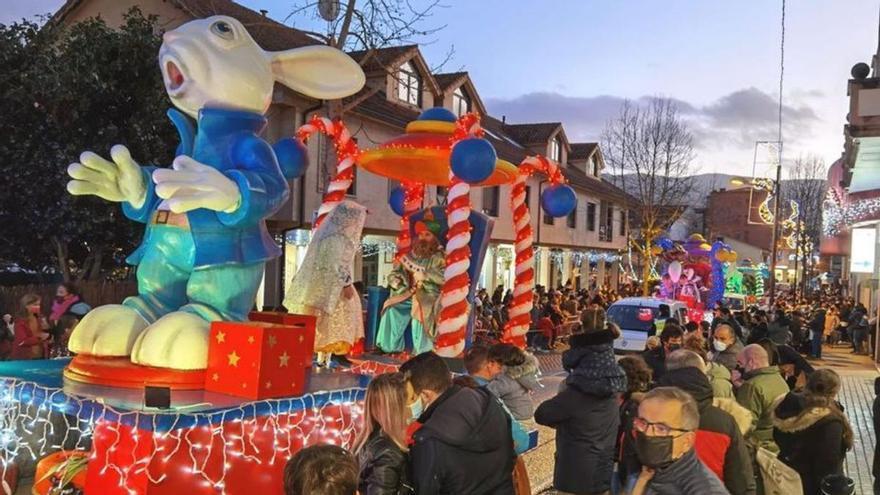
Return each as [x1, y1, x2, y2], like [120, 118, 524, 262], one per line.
[529, 344, 880, 495]
[813, 345, 878, 495]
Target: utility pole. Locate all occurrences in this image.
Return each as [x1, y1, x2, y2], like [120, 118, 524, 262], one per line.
[769, 0, 786, 308]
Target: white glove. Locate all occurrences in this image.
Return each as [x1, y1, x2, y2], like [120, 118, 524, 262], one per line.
[152, 155, 241, 214]
[67, 145, 147, 209]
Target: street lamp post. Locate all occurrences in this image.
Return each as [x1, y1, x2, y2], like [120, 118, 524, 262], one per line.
[768, 152, 783, 307]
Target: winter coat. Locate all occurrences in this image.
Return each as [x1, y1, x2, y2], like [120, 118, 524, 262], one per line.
[486, 352, 541, 420]
[713, 397, 754, 437]
[617, 392, 643, 488]
[642, 346, 667, 382]
[773, 392, 853, 495]
[824, 312, 839, 336]
[357, 430, 413, 495]
[410, 385, 515, 494]
[12, 317, 45, 360]
[712, 340, 743, 372]
[535, 379, 619, 494]
[766, 320, 791, 345]
[808, 310, 826, 340]
[736, 366, 789, 453]
[644, 449, 730, 495]
[658, 367, 756, 495]
[563, 329, 628, 397]
[707, 362, 734, 399]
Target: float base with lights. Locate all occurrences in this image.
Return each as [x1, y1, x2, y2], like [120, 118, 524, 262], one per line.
[0, 17, 569, 494]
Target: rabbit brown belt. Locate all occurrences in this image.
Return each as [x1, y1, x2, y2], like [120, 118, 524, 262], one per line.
[150, 210, 190, 229]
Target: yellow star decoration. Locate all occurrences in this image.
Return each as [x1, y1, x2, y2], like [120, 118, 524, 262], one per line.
[211, 373, 219, 382]
[279, 352, 290, 367]
[298, 334, 304, 344]
[265, 381, 272, 389]
[247, 335, 255, 344]
[267, 335, 278, 348]
[241, 382, 247, 389]
[215, 331, 226, 344]
[227, 350, 240, 367]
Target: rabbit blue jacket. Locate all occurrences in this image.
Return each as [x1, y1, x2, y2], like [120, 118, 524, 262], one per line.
[123, 107, 289, 268]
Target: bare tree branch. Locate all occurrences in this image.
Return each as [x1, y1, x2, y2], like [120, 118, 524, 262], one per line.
[602, 97, 698, 294]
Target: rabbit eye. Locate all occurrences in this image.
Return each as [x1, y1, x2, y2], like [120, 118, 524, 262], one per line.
[211, 21, 235, 40]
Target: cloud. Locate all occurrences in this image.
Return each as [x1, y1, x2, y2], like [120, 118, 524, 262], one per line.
[484, 87, 823, 173]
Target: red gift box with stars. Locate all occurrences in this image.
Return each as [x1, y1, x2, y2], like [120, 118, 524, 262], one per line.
[205, 315, 316, 400]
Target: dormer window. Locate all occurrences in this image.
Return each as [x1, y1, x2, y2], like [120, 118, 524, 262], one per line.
[592, 157, 600, 177]
[549, 136, 562, 163]
[397, 61, 421, 106]
[452, 87, 471, 117]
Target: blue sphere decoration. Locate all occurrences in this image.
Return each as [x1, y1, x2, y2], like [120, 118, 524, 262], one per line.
[541, 184, 577, 217]
[418, 107, 457, 122]
[273, 138, 309, 179]
[450, 138, 497, 184]
[389, 186, 407, 216]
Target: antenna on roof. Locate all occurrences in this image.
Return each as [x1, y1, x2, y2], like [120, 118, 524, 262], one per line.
[502, 115, 506, 124]
[260, 9, 268, 16]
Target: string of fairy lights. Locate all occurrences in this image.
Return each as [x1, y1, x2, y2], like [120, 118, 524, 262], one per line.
[0, 377, 366, 495]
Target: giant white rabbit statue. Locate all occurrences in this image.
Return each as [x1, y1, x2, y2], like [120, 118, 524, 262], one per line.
[66, 16, 365, 370]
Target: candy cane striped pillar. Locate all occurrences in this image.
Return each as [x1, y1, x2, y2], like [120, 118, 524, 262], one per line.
[502, 156, 566, 347]
[434, 171, 471, 357]
[295, 116, 359, 229]
[394, 181, 425, 261]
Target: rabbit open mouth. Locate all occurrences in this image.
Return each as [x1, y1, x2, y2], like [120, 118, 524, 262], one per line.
[164, 59, 187, 94]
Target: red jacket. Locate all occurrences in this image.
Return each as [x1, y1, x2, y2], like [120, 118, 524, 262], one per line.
[12, 318, 46, 360]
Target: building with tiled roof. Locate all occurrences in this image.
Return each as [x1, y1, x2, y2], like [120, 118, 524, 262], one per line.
[54, 0, 636, 306]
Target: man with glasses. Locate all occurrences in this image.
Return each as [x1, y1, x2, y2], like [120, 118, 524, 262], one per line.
[631, 387, 728, 495]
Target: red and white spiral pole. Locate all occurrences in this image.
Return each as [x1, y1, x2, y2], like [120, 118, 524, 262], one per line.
[394, 181, 425, 261]
[434, 114, 482, 357]
[295, 115, 359, 229]
[502, 155, 567, 348]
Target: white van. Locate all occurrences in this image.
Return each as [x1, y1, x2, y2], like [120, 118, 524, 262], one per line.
[606, 297, 690, 352]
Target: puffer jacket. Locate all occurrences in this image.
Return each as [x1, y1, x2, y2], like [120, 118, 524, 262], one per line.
[773, 392, 853, 495]
[644, 449, 729, 495]
[563, 327, 628, 397]
[486, 352, 541, 420]
[410, 385, 515, 494]
[706, 361, 734, 399]
[535, 377, 619, 494]
[357, 430, 414, 495]
[658, 367, 756, 495]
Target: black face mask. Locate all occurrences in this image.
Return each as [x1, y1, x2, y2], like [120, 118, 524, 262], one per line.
[667, 343, 682, 352]
[634, 431, 677, 469]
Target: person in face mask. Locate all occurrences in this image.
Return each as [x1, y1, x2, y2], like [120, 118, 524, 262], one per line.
[642, 325, 684, 383]
[711, 324, 743, 373]
[631, 386, 728, 495]
[400, 352, 515, 494]
[735, 344, 789, 454]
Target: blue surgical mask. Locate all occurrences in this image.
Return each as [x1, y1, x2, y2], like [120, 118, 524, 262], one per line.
[409, 396, 424, 421]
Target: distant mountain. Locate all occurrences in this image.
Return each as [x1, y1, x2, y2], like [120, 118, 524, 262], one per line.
[604, 173, 824, 208]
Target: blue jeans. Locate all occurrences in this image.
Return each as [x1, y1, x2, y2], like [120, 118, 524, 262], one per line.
[852, 328, 866, 353]
[123, 225, 264, 323]
[811, 331, 822, 358]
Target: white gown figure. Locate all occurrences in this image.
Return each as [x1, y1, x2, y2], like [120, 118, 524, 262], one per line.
[284, 200, 366, 364]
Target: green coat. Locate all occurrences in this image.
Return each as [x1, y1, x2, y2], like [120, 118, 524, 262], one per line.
[736, 366, 789, 453]
[707, 362, 734, 399]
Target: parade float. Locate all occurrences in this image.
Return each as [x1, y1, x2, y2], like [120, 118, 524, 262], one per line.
[651, 234, 739, 320]
[0, 15, 565, 494]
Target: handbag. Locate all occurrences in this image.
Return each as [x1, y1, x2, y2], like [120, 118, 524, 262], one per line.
[756, 447, 803, 495]
[511, 456, 530, 495]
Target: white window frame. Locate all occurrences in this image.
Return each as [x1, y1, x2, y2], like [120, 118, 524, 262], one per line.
[397, 61, 421, 106]
[549, 136, 562, 163]
[452, 86, 470, 117]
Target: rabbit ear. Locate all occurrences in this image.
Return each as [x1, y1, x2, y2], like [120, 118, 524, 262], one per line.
[269, 45, 365, 99]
